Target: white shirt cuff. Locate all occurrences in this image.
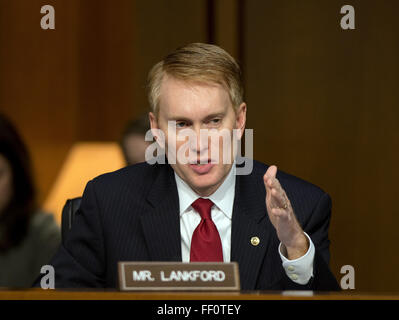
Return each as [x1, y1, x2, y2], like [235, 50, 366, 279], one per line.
[278, 232, 315, 285]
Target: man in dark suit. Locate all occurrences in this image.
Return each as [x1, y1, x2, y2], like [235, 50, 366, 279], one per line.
[40, 43, 339, 290]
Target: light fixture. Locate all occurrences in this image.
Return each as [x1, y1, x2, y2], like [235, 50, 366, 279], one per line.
[43, 142, 125, 224]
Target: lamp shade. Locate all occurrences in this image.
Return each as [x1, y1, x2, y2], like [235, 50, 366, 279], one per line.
[43, 142, 125, 224]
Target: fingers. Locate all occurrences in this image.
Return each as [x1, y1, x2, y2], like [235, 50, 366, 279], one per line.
[264, 165, 290, 210]
[263, 165, 281, 192]
[270, 206, 290, 218]
[270, 188, 287, 208]
[263, 165, 277, 184]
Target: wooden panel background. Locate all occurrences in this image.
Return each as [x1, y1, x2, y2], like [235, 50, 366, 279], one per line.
[243, 0, 399, 292]
[0, 0, 398, 291]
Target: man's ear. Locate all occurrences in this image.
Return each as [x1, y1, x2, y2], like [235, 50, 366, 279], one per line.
[149, 112, 158, 139]
[149, 112, 165, 148]
[235, 103, 247, 140]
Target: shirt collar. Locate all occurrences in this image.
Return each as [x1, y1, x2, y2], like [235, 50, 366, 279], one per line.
[174, 163, 236, 219]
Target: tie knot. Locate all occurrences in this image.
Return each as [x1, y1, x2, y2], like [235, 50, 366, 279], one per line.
[192, 198, 214, 220]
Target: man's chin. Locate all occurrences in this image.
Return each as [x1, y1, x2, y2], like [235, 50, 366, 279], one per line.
[185, 175, 219, 196]
[174, 163, 231, 195]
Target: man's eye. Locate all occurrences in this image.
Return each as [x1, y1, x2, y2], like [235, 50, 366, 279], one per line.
[176, 122, 187, 128]
[210, 118, 221, 125]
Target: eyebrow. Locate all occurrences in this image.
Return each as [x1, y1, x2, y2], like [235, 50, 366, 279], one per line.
[168, 112, 225, 122]
[203, 112, 225, 121]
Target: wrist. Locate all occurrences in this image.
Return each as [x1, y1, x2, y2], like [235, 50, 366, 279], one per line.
[282, 232, 309, 260]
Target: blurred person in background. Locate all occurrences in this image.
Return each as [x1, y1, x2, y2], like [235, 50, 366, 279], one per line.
[120, 114, 152, 166]
[0, 113, 60, 287]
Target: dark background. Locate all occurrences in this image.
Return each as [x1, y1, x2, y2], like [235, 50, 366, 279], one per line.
[1, 0, 398, 291]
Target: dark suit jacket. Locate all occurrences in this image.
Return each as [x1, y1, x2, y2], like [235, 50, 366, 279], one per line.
[38, 160, 340, 290]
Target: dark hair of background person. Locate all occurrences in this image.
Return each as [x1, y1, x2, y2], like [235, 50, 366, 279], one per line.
[120, 113, 151, 165]
[0, 113, 36, 252]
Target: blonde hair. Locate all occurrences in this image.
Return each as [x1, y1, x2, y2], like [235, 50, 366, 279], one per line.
[147, 43, 244, 116]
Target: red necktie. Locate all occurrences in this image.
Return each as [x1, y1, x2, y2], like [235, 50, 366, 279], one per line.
[190, 198, 223, 262]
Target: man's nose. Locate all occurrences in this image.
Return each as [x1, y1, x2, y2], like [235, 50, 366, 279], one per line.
[189, 127, 209, 154]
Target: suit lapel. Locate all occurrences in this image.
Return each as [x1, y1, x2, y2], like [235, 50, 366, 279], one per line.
[231, 165, 273, 290]
[140, 164, 182, 261]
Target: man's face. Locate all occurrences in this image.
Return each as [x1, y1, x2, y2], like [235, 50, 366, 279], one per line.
[150, 75, 246, 196]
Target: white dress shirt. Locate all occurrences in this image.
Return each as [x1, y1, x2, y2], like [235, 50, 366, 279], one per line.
[175, 164, 315, 285]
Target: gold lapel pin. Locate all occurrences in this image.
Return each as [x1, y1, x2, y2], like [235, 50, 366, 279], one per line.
[250, 236, 260, 246]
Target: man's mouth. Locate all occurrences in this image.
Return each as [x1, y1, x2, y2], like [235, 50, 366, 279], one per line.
[189, 159, 214, 174]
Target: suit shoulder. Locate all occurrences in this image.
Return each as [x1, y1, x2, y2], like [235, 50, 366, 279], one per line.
[89, 161, 160, 193]
[251, 159, 327, 197]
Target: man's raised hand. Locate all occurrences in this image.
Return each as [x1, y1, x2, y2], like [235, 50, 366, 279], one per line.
[263, 165, 309, 260]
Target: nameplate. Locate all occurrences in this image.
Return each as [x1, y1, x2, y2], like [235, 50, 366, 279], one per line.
[118, 262, 240, 291]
